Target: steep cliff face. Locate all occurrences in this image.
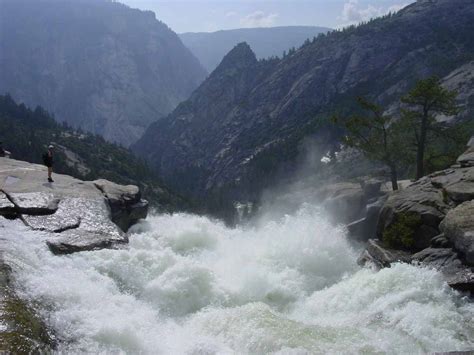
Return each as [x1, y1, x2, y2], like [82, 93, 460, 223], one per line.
[133, 0, 474, 200]
[180, 26, 330, 72]
[0, 0, 207, 146]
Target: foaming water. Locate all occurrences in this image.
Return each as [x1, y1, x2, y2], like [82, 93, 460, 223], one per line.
[2, 204, 473, 354]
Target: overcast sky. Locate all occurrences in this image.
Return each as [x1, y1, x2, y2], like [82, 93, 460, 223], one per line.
[120, 0, 413, 33]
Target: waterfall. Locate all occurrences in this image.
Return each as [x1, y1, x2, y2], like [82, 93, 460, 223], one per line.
[2, 204, 473, 353]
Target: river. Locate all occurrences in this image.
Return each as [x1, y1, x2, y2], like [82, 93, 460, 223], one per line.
[2, 203, 474, 353]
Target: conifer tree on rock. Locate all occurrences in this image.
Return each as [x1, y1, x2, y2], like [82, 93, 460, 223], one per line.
[401, 77, 459, 180]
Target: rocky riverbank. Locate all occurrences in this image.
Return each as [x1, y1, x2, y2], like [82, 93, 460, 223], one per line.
[0, 157, 149, 351]
[357, 146, 474, 293]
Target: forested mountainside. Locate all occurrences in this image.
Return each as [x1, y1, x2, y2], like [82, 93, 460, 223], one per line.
[0, 95, 190, 211]
[0, 0, 207, 146]
[133, 0, 474, 205]
[179, 26, 330, 72]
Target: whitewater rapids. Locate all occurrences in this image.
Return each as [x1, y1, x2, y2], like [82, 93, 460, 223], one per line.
[3, 204, 474, 353]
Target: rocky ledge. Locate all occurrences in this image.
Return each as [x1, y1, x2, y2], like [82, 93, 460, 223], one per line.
[0, 158, 148, 254]
[358, 145, 474, 293]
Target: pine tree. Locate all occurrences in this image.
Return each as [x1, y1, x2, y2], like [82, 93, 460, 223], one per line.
[336, 98, 407, 190]
[401, 76, 459, 179]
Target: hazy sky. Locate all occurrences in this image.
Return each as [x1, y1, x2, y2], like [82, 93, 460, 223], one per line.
[121, 0, 413, 33]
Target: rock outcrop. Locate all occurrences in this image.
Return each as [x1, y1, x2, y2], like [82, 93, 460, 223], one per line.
[456, 137, 474, 168]
[440, 201, 474, 266]
[93, 179, 148, 232]
[0, 158, 148, 254]
[359, 147, 474, 292]
[376, 166, 474, 252]
[376, 176, 449, 252]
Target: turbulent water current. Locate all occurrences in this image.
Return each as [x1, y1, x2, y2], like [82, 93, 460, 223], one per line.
[3, 204, 474, 353]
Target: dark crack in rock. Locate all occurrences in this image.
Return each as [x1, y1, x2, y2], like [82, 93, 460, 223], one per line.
[0, 192, 16, 219]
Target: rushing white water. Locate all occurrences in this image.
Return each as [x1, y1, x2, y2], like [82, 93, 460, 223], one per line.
[2, 204, 474, 354]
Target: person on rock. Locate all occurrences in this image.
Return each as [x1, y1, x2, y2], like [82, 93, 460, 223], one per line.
[0, 141, 11, 158]
[43, 145, 55, 183]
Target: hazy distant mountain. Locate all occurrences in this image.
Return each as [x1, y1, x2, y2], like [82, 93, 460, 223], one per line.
[179, 26, 331, 72]
[0, 0, 207, 146]
[134, 0, 474, 201]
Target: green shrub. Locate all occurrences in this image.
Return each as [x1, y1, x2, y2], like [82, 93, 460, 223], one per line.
[383, 212, 422, 250]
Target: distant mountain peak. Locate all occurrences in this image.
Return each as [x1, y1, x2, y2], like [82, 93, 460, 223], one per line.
[215, 42, 257, 72]
[180, 26, 330, 72]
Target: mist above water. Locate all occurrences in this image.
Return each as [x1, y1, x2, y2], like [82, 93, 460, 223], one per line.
[3, 204, 474, 353]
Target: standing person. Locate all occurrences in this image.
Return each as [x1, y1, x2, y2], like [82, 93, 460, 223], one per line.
[43, 145, 55, 182]
[0, 141, 10, 158]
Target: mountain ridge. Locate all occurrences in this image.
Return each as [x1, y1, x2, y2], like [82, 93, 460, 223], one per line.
[179, 25, 331, 72]
[133, 0, 474, 204]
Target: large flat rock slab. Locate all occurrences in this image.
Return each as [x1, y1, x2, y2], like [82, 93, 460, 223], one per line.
[23, 198, 82, 233]
[9, 192, 59, 215]
[0, 158, 101, 198]
[431, 168, 474, 203]
[47, 230, 128, 255]
[45, 198, 126, 254]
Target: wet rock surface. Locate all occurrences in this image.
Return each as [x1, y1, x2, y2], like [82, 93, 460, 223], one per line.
[411, 248, 474, 292]
[9, 192, 59, 215]
[357, 239, 411, 269]
[347, 195, 388, 242]
[317, 182, 367, 224]
[93, 179, 148, 232]
[0, 249, 56, 352]
[45, 198, 127, 254]
[0, 158, 147, 254]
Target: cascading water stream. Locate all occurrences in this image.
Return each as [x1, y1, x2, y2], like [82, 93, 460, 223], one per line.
[2, 203, 473, 353]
